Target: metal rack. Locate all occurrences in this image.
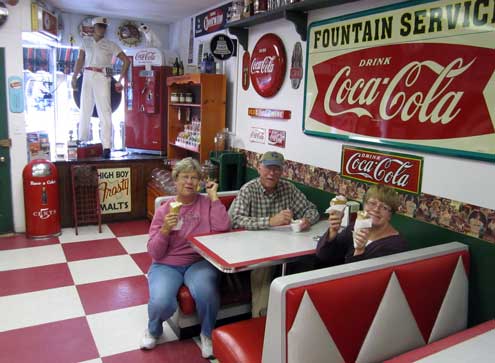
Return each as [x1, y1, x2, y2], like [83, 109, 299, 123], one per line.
[71, 165, 102, 235]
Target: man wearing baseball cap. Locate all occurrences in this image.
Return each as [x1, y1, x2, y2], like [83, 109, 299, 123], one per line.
[71, 16, 130, 159]
[228, 151, 319, 317]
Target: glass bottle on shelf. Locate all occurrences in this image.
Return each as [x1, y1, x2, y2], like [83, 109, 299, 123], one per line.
[179, 59, 184, 75]
[172, 57, 179, 76]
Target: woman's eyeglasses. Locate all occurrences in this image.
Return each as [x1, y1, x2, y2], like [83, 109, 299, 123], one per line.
[365, 199, 392, 213]
[178, 175, 199, 182]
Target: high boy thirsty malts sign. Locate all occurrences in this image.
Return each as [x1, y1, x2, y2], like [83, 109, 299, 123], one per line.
[303, 0, 495, 161]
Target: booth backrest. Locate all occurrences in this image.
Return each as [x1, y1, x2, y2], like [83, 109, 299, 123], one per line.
[154, 190, 238, 212]
[262, 242, 469, 363]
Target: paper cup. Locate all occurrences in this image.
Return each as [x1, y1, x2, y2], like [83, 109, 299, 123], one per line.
[291, 220, 303, 233]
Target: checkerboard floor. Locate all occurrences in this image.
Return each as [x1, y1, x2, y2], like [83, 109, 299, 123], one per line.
[0, 220, 218, 363]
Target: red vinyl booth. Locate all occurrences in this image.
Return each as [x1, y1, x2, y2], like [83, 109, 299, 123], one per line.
[212, 242, 469, 363]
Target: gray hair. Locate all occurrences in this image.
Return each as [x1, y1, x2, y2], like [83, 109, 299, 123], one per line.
[172, 157, 201, 180]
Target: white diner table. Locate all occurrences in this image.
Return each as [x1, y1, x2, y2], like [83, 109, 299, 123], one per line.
[188, 220, 329, 273]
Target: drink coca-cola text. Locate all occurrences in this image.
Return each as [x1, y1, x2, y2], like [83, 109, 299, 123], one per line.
[135, 51, 157, 61]
[324, 57, 473, 125]
[345, 152, 413, 188]
[251, 56, 275, 74]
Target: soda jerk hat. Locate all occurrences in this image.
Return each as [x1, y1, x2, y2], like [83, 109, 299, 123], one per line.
[92, 17, 109, 26]
[261, 151, 284, 167]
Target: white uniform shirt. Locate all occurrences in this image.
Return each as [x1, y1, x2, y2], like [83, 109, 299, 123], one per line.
[81, 37, 122, 68]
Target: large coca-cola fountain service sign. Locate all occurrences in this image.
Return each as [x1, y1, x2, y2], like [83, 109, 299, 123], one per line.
[250, 33, 286, 98]
[303, 0, 495, 162]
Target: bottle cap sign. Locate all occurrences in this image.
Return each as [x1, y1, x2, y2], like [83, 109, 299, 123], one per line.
[250, 33, 286, 98]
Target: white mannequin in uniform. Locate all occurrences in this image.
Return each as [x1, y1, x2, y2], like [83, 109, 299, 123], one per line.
[71, 17, 130, 159]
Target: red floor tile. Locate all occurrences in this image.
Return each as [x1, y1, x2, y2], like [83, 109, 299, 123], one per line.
[102, 339, 208, 363]
[107, 219, 151, 237]
[0, 234, 59, 251]
[77, 275, 149, 314]
[62, 238, 127, 261]
[0, 317, 98, 363]
[0, 263, 74, 297]
[131, 252, 152, 274]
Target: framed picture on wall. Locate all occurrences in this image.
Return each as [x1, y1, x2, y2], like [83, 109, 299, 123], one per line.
[302, 0, 495, 162]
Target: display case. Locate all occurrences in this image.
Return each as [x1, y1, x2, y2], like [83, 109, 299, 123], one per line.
[167, 74, 226, 163]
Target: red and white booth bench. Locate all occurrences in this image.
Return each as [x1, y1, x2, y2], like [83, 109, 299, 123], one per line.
[155, 191, 251, 338]
[212, 242, 469, 363]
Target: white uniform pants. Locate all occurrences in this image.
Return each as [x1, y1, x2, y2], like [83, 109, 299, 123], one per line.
[79, 70, 112, 149]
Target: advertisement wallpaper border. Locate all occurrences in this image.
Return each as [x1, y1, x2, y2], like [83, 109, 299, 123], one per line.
[238, 148, 495, 245]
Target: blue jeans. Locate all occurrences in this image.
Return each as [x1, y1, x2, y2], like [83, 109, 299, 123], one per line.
[147, 259, 220, 338]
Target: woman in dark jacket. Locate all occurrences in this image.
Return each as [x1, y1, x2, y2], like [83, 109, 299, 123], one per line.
[317, 184, 408, 266]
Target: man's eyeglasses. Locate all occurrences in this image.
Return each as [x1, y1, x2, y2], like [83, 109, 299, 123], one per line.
[365, 199, 392, 213]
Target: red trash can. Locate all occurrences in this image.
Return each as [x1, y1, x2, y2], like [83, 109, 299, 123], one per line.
[23, 159, 61, 238]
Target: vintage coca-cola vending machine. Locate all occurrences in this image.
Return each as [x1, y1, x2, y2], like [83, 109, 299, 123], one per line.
[125, 48, 172, 154]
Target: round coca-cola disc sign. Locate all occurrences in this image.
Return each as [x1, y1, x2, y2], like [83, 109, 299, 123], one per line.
[250, 33, 286, 98]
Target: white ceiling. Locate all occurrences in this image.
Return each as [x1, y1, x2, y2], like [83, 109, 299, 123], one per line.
[49, 0, 224, 24]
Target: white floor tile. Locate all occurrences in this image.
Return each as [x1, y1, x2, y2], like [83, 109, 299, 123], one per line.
[86, 304, 177, 357]
[0, 244, 66, 272]
[68, 255, 143, 285]
[0, 286, 84, 332]
[79, 359, 102, 363]
[59, 224, 115, 244]
[117, 234, 148, 254]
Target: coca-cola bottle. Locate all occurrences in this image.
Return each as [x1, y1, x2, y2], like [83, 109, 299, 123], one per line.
[207, 54, 216, 74]
[200, 53, 208, 73]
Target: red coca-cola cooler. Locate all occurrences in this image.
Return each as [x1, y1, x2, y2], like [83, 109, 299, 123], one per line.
[23, 159, 61, 238]
[125, 48, 172, 154]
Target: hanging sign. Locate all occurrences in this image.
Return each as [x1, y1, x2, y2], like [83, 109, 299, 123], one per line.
[250, 33, 286, 98]
[267, 129, 286, 148]
[303, 0, 495, 162]
[290, 42, 303, 89]
[31, 3, 58, 40]
[211, 34, 235, 60]
[250, 127, 266, 144]
[117, 21, 142, 47]
[248, 107, 291, 120]
[341, 146, 423, 194]
[242, 51, 250, 90]
[98, 168, 132, 214]
[8, 76, 24, 113]
[195, 2, 232, 38]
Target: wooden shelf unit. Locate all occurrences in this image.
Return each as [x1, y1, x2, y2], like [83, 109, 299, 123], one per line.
[167, 74, 226, 163]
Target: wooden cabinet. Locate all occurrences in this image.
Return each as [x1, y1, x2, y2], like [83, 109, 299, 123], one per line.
[146, 180, 170, 220]
[167, 74, 226, 163]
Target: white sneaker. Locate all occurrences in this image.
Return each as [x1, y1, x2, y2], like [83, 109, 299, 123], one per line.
[140, 329, 159, 350]
[200, 333, 214, 359]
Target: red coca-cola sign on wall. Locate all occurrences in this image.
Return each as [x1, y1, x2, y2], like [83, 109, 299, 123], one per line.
[250, 33, 286, 98]
[341, 146, 423, 194]
[304, 0, 495, 161]
[309, 43, 495, 140]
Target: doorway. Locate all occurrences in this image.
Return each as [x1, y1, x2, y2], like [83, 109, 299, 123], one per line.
[0, 48, 14, 233]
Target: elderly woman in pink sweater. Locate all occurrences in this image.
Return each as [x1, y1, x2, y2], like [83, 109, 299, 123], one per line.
[140, 157, 230, 358]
